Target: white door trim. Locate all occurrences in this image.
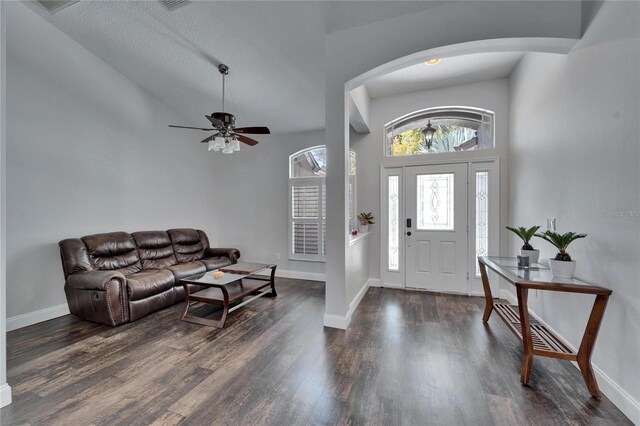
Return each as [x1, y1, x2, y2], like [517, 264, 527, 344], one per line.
[380, 158, 500, 293]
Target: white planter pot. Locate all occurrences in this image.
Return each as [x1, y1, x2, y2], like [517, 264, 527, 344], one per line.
[520, 249, 540, 264]
[358, 224, 370, 234]
[549, 259, 576, 278]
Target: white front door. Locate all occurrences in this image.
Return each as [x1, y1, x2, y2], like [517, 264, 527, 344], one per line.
[404, 164, 468, 293]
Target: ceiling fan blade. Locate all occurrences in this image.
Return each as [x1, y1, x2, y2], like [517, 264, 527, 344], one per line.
[205, 115, 224, 128]
[233, 126, 270, 134]
[200, 135, 215, 143]
[236, 134, 259, 146]
[169, 125, 214, 131]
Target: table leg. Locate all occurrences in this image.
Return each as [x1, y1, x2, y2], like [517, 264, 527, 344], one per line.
[268, 265, 278, 297]
[516, 285, 534, 385]
[180, 284, 230, 329]
[180, 283, 191, 321]
[479, 261, 494, 322]
[577, 294, 609, 398]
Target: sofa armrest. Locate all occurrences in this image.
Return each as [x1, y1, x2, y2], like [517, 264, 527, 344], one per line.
[205, 248, 241, 263]
[64, 270, 129, 326]
[66, 270, 126, 291]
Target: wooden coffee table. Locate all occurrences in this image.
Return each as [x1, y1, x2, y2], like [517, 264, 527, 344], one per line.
[179, 262, 277, 328]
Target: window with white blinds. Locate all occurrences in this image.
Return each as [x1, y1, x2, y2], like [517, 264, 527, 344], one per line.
[289, 146, 326, 261]
[288, 146, 355, 261]
[291, 184, 323, 257]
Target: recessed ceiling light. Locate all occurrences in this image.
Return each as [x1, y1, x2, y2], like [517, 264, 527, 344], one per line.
[425, 58, 441, 66]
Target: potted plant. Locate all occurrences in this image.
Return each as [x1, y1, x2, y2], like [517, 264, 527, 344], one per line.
[505, 225, 541, 263]
[535, 230, 587, 278]
[357, 212, 375, 234]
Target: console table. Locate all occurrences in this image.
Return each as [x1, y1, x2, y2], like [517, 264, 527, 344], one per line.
[478, 256, 612, 398]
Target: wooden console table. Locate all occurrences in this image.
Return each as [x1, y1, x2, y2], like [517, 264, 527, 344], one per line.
[478, 256, 612, 398]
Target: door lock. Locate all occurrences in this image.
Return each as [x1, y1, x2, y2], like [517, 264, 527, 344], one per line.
[406, 218, 412, 228]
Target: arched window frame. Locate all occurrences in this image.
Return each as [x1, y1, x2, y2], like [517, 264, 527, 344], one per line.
[288, 146, 356, 262]
[289, 146, 326, 261]
[384, 106, 495, 157]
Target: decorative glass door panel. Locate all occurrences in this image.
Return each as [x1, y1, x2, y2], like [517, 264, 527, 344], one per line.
[416, 173, 454, 230]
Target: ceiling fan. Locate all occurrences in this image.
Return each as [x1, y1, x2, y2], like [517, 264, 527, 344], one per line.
[169, 64, 270, 154]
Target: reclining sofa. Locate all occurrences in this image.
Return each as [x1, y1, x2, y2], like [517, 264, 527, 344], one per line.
[59, 228, 240, 326]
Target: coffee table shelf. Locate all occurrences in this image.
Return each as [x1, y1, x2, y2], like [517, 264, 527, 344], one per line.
[180, 263, 277, 328]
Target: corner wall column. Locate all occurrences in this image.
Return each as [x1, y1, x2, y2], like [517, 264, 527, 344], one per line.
[0, 0, 12, 408]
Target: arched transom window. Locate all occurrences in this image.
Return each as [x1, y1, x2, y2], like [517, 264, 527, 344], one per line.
[385, 107, 495, 157]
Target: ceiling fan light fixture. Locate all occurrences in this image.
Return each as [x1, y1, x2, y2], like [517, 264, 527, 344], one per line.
[230, 138, 241, 152]
[222, 143, 234, 154]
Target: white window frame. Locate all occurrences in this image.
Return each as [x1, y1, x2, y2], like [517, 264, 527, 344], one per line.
[289, 146, 326, 262]
[384, 106, 495, 158]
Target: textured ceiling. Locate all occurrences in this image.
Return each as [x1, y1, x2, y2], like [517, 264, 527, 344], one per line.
[365, 52, 524, 98]
[25, 1, 446, 134]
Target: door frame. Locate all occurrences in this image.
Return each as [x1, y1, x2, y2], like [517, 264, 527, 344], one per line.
[380, 158, 500, 294]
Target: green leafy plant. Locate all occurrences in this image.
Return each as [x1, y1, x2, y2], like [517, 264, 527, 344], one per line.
[505, 225, 540, 250]
[357, 212, 375, 225]
[535, 230, 587, 261]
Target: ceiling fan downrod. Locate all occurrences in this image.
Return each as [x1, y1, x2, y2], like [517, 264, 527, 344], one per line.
[218, 63, 230, 113]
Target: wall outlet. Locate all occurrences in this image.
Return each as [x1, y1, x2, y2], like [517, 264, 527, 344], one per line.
[546, 218, 556, 232]
[275, 252, 281, 260]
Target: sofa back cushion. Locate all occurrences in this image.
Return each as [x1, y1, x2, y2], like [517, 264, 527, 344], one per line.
[132, 231, 178, 270]
[167, 229, 209, 263]
[59, 238, 93, 279]
[82, 232, 142, 276]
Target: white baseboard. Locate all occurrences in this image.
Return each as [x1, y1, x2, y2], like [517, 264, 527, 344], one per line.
[6, 303, 70, 331]
[323, 278, 372, 330]
[497, 289, 639, 424]
[323, 313, 350, 330]
[0, 383, 12, 407]
[368, 279, 404, 290]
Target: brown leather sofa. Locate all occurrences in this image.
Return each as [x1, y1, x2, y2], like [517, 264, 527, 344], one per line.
[59, 229, 240, 326]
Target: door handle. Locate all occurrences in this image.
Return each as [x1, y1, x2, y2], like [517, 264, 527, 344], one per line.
[407, 231, 412, 236]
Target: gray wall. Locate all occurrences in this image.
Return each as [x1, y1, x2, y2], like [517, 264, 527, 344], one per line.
[204, 130, 326, 277]
[352, 79, 511, 281]
[5, 2, 222, 319]
[508, 1, 640, 421]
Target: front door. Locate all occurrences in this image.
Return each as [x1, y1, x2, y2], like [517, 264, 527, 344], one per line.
[404, 163, 468, 293]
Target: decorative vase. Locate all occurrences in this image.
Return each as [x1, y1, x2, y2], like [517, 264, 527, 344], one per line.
[549, 259, 576, 278]
[520, 249, 540, 264]
[358, 224, 370, 234]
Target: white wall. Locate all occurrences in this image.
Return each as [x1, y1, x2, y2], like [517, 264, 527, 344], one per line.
[4, 2, 224, 322]
[203, 129, 326, 279]
[352, 79, 511, 282]
[508, 1, 640, 422]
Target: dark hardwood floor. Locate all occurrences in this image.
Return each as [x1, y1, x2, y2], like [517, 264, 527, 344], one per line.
[1, 279, 631, 425]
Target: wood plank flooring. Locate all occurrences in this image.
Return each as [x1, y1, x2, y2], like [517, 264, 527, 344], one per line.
[1, 279, 631, 425]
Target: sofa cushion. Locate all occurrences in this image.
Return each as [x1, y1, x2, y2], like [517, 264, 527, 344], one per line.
[167, 261, 207, 282]
[167, 229, 207, 263]
[200, 256, 233, 271]
[132, 231, 178, 270]
[59, 238, 93, 279]
[82, 232, 142, 276]
[129, 288, 175, 321]
[126, 269, 175, 301]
